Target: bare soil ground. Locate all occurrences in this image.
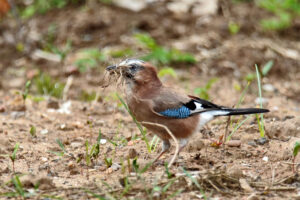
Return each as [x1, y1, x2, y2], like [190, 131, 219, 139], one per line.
[0, 1, 300, 199]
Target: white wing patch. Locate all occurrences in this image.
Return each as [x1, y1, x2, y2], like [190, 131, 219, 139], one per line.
[190, 101, 203, 114]
[194, 102, 203, 110]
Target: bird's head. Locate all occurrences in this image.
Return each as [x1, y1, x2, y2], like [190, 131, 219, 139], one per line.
[106, 59, 162, 90]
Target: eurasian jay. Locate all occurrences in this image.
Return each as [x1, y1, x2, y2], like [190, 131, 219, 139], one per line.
[106, 59, 269, 163]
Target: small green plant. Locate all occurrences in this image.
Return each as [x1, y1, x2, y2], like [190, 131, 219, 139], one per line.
[49, 139, 66, 157]
[255, 64, 266, 138]
[84, 130, 102, 166]
[29, 125, 37, 137]
[227, 63, 268, 141]
[74, 48, 106, 73]
[94, 130, 102, 159]
[228, 21, 240, 34]
[257, 0, 300, 30]
[45, 24, 58, 45]
[44, 40, 72, 62]
[135, 33, 196, 65]
[10, 143, 20, 173]
[85, 140, 92, 166]
[131, 158, 152, 175]
[227, 115, 252, 141]
[158, 67, 177, 78]
[164, 163, 174, 179]
[21, 0, 80, 19]
[149, 135, 160, 153]
[244, 60, 273, 82]
[22, 80, 31, 102]
[120, 176, 131, 196]
[292, 141, 300, 173]
[149, 177, 182, 200]
[33, 73, 65, 98]
[194, 78, 218, 100]
[2, 175, 29, 198]
[261, 60, 274, 77]
[104, 157, 113, 168]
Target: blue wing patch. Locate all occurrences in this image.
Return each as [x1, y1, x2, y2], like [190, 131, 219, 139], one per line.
[159, 105, 191, 119]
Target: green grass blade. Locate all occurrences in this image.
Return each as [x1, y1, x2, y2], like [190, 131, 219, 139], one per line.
[11, 143, 20, 161]
[293, 141, 300, 157]
[255, 64, 265, 138]
[236, 81, 251, 108]
[227, 115, 252, 141]
[12, 176, 25, 197]
[262, 60, 274, 76]
[56, 139, 66, 153]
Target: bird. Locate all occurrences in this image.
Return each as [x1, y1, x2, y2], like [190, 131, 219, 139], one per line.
[106, 59, 269, 165]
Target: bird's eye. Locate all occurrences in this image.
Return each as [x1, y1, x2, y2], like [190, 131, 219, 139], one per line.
[129, 64, 139, 72]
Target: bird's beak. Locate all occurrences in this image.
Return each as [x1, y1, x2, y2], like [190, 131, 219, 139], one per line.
[106, 65, 117, 71]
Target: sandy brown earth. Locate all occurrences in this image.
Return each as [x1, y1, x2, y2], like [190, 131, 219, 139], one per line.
[0, 1, 300, 199]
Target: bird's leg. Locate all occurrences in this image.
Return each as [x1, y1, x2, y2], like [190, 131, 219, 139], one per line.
[169, 138, 189, 166]
[178, 138, 189, 156]
[152, 140, 170, 163]
[165, 138, 189, 167]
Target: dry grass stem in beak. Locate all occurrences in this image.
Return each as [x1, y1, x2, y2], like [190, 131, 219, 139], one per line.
[100, 64, 126, 88]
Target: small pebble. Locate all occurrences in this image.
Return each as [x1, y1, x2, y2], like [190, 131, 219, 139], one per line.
[40, 129, 49, 135]
[226, 140, 241, 147]
[100, 139, 107, 144]
[111, 163, 121, 171]
[70, 142, 82, 148]
[254, 137, 268, 145]
[11, 111, 25, 119]
[262, 156, 269, 162]
[247, 141, 257, 147]
[262, 84, 275, 92]
[41, 157, 48, 162]
[60, 124, 66, 130]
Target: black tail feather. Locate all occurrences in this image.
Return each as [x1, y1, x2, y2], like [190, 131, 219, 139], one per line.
[221, 108, 269, 116]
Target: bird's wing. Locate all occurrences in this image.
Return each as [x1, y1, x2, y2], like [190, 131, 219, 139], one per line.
[151, 88, 223, 119]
